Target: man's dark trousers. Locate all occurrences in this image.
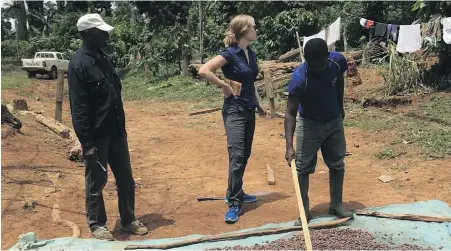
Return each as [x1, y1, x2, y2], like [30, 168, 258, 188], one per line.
[222, 99, 255, 207]
[84, 134, 136, 229]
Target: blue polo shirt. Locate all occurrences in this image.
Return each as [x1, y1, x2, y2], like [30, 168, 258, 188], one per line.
[220, 45, 259, 109]
[287, 51, 348, 122]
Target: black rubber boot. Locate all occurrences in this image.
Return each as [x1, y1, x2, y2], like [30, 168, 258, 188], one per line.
[294, 174, 312, 226]
[328, 169, 354, 218]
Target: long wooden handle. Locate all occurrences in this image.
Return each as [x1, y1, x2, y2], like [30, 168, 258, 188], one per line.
[291, 159, 313, 250]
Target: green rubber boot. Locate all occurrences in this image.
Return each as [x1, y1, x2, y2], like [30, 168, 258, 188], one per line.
[294, 174, 313, 226]
[328, 169, 354, 218]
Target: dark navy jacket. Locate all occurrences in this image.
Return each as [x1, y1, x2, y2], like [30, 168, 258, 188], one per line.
[68, 46, 126, 149]
[220, 45, 258, 109]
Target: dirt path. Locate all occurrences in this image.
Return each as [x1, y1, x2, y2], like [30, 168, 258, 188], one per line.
[2, 78, 450, 249]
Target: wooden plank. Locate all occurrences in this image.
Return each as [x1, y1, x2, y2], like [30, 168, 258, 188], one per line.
[36, 114, 70, 139]
[189, 107, 221, 116]
[355, 210, 451, 223]
[125, 217, 350, 250]
[55, 70, 64, 122]
[267, 164, 275, 185]
[291, 159, 312, 250]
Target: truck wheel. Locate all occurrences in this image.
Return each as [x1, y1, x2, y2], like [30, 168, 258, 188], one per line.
[27, 72, 36, 78]
[49, 66, 57, 80]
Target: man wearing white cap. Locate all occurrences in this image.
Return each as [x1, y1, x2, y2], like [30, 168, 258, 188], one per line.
[68, 13, 148, 240]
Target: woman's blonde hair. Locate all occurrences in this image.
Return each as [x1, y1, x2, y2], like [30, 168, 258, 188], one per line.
[223, 15, 255, 47]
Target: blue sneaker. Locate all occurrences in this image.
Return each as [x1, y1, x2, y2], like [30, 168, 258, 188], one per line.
[225, 194, 257, 204]
[224, 205, 241, 223]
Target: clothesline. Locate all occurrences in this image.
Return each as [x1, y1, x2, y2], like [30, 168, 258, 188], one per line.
[344, 13, 441, 26]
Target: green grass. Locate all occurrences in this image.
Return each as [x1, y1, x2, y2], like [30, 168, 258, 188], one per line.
[375, 149, 396, 160]
[1, 72, 31, 90]
[121, 73, 223, 108]
[346, 94, 451, 157]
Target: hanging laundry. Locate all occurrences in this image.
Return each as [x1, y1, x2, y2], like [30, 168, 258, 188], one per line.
[387, 24, 399, 42]
[396, 24, 422, 53]
[422, 19, 442, 47]
[327, 17, 341, 46]
[442, 17, 451, 44]
[366, 20, 375, 29]
[422, 19, 441, 38]
[375, 23, 387, 37]
[360, 18, 368, 28]
[303, 29, 326, 49]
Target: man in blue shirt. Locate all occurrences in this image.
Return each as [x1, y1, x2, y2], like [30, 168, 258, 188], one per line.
[284, 38, 353, 225]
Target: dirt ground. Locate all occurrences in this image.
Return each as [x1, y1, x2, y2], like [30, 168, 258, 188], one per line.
[1, 75, 450, 249]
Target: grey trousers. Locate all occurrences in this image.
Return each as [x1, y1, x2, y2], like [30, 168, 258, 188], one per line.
[84, 134, 136, 229]
[222, 100, 256, 207]
[295, 116, 346, 175]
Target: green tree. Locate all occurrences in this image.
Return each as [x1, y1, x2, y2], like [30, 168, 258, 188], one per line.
[26, 0, 45, 34]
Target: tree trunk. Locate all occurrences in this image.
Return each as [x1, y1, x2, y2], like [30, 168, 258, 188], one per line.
[181, 49, 189, 76]
[16, 1, 28, 40]
[199, 2, 204, 64]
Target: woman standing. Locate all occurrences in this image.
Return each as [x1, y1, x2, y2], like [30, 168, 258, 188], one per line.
[199, 15, 266, 223]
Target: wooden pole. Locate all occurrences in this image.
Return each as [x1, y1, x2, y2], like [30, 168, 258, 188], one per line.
[199, 1, 204, 64]
[263, 69, 276, 119]
[355, 210, 451, 223]
[291, 159, 313, 250]
[295, 31, 305, 62]
[55, 70, 64, 122]
[125, 217, 350, 250]
[343, 23, 348, 53]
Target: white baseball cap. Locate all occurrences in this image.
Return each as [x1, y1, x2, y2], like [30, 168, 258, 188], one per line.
[77, 13, 114, 32]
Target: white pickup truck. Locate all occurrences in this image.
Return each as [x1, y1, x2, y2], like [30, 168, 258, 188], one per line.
[22, 52, 70, 79]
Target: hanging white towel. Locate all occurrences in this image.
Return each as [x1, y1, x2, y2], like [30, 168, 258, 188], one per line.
[303, 30, 326, 49]
[360, 18, 367, 27]
[442, 17, 451, 44]
[396, 24, 421, 53]
[327, 17, 341, 46]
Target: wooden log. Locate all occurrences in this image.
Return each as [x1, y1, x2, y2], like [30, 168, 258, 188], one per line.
[267, 164, 275, 185]
[278, 48, 301, 62]
[355, 210, 451, 223]
[55, 70, 64, 122]
[52, 204, 81, 238]
[189, 107, 221, 116]
[36, 114, 70, 138]
[125, 217, 351, 250]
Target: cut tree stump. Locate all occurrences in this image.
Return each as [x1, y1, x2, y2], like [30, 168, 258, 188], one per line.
[36, 115, 70, 138]
[13, 99, 28, 111]
[267, 164, 275, 185]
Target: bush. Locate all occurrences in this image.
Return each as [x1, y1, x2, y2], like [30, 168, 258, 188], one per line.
[382, 42, 436, 95]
